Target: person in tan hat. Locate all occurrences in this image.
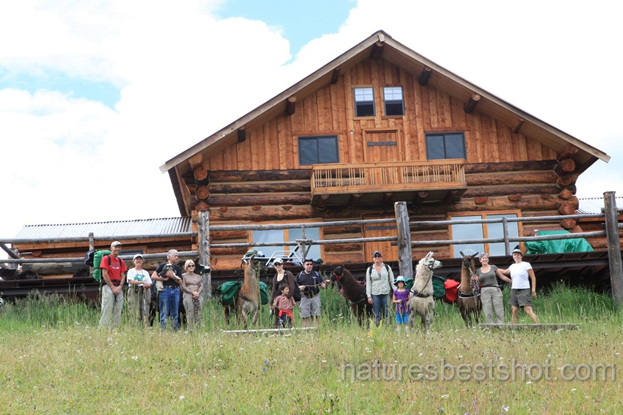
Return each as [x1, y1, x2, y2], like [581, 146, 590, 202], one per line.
[99, 241, 127, 327]
[499, 248, 539, 324]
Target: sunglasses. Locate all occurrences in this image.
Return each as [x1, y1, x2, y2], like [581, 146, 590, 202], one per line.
[188, 265, 195, 267]
[274, 263, 283, 266]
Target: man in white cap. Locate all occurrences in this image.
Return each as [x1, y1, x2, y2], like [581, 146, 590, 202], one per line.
[127, 253, 152, 326]
[99, 241, 127, 327]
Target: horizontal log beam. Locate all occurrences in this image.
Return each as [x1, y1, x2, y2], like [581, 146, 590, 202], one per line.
[331, 67, 341, 84]
[463, 94, 481, 114]
[465, 160, 557, 174]
[237, 126, 246, 143]
[463, 184, 560, 198]
[466, 170, 558, 186]
[207, 169, 311, 183]
[205, 194, 311, 207]
[285, 96, 296, 116]
[370, 41, 384, 61]
[557, 144, 579, 161]
[323, 243, 363, 252]
[418, 67, 432, 86]
[554, 158, 576, 177]
[208, 181, 310, 194]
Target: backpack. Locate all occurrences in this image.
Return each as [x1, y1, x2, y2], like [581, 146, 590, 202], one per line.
[215, 281, 270, 306]
[92, 250, 112, 282]
[367, 264, 392, 290]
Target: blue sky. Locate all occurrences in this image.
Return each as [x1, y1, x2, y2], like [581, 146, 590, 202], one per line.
[0, 0, 621, 247]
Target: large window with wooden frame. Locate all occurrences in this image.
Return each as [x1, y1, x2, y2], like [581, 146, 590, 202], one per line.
[449, 212, 520, 257]
[426, 132, 466, 160]
[298, 135, 339, 165]
[383, 86, 404, 116]
[251, 227, 322, 264]
[354, 87, 375, 117]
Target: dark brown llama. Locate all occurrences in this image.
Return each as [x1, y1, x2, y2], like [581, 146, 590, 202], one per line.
[331, 265, 372, 326]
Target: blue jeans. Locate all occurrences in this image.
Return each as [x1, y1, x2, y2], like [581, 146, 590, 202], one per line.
[159, 287, 180, 331]
[371, 294, 389, 326]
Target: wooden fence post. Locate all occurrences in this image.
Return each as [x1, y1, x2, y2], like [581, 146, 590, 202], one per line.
[198, 210, 212, 300]
[88, 232, 94, 276]
[604, 192, 623, 309]
[394, 201, 413, 280]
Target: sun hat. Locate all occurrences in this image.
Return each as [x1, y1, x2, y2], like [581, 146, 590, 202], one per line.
[512, 248, 523, 256]
[395, 276, 406, 284]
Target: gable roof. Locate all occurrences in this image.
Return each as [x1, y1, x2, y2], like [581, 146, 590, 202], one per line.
[159, 30, 610, 208]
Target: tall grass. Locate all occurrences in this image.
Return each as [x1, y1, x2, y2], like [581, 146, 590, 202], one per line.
[1, 285, 622, 414]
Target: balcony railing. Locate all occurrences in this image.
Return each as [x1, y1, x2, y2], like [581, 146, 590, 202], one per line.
[311, 159, 466, 194]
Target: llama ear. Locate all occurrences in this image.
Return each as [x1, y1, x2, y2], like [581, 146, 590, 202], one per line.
[459, 251, 464, 257]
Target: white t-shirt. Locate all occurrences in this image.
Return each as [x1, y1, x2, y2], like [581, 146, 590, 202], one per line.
[509, 261, 532, 289]
[127, 268, 152, 287]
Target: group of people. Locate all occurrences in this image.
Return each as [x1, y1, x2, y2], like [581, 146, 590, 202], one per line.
[98, 241, 204, 331]
[98, 240, 539, 330]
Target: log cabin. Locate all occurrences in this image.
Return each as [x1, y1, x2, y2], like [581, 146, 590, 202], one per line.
[159, 30, 611, 271]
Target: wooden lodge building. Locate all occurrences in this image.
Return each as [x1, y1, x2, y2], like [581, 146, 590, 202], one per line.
[159, 30, 612, 271]
[3, 30, 620, 296]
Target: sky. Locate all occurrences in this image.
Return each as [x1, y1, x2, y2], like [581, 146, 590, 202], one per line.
[1, 0, 622, 251]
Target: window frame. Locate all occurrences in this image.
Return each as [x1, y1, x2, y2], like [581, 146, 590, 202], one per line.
[425, 132, 467, 160]
[297, 135, 339, 166]
[354, 87, 375, 117]
[383, 86, 404, 116]
[250, 221, 324, 263]
[448, 211, 522, 258]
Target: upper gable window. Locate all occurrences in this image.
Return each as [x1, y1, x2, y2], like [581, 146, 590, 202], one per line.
[383, 87, 404, 116]
[354, 87, 375, 117]
[298, 135, 339, 165]
[426, 132, 466, 160]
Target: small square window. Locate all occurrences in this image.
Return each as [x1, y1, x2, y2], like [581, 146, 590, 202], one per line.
[354, 87, 375, 117]
[383, 86, 404, 116]
[298, 136, 339, 165]
[426, 132, 466, 160]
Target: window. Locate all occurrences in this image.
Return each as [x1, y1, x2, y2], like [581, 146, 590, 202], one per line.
[354, 87, 375, 117]
[252, 227, 322, 264]
[298, 136, 339, 165]
[426, 132, 466, 160]
[450, 213, 520, 257]
[383, 87, 404, 116]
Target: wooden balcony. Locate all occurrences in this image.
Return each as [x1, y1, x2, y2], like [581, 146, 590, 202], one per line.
[311, 159, 467, 208]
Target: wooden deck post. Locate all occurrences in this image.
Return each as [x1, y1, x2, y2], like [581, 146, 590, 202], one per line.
[88, 232, 94, 276]
[604, 192, 623, 308]
[198, 210, 212, 299]
[394, 201, 413, 280]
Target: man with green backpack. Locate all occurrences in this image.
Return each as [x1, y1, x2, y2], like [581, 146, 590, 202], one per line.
[99, 241, 127, 327]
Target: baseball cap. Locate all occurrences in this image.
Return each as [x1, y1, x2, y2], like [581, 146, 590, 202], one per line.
[111, 241, 122, 248]
[133, 254, 144, 261]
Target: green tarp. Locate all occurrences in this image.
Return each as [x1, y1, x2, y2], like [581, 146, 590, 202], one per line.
[525, 230, 593, 255]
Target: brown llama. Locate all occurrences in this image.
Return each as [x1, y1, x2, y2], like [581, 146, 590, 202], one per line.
[224, 255, 261, 328]
[331, 265, 372, 326]
[457, 251, 482, 327]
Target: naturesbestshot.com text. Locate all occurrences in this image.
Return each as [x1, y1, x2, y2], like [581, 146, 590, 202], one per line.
[341, 359, 616, 382]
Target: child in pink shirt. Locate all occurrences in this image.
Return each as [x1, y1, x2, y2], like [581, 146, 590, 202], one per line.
[273, 283, 295, 328]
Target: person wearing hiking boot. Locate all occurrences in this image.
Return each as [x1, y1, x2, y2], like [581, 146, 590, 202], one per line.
[99, 241, 127, 328]
[151, 249, 183, 331]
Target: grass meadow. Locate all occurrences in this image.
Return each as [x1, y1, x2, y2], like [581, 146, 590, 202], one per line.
[1, 284, 622, 414]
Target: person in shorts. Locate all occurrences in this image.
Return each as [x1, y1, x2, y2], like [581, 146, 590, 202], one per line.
[296, 259, 326, 327]
[499, 248, 539, 324]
